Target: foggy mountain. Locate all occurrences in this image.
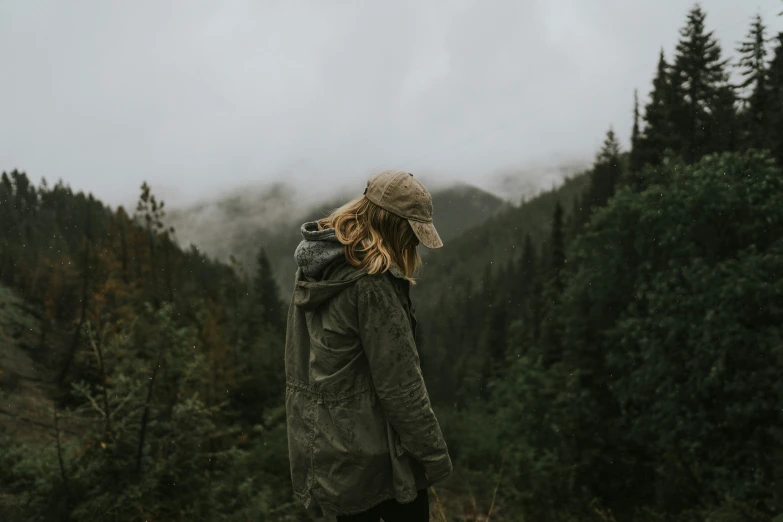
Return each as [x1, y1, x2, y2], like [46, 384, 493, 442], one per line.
[166, 180, 510, 289]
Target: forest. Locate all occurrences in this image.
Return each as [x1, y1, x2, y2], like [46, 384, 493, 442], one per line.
[1, 4, 783, 521]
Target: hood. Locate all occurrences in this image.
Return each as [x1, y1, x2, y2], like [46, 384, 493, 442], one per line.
[293, 221, 364, 310]
[294, 221, 345, 278]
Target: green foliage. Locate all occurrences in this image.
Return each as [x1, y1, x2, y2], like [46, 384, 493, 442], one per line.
[1, 303, 297, 521]
[414, 173, 590, 403]
[569, 151, 783, 513]
[0, 177, 298, 520]
[459, 151, 783, 521]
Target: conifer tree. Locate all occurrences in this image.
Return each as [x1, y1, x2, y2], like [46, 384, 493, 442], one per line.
[768, 32, 783, 166]
[670, 5, 737, 161]
[518, 233, 536, 304]
[517, 233, 539, 345]
[135, 182, 168, 308]
[538, 201, 566, 363]
[252, 248, 283, 333]
[630, 89, 643, 172]
[638, 50, 677, 167]
[548, 201, 566, 291]
[58, 195, 94, 385]
[737, 14, 770, 149]
[585, 129, 623, 213]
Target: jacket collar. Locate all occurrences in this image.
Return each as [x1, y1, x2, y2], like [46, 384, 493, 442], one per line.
[387, 263, 408, 281]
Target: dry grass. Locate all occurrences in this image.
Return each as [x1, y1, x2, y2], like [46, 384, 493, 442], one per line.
[428, 451, 507, 522]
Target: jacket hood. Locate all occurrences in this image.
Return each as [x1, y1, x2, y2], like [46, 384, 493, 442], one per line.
[293, 221, 364, 310]
[292, 221, 411, 310]
[294, 221, 345, 278]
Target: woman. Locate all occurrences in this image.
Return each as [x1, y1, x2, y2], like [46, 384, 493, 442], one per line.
[285, 170, 453, 521]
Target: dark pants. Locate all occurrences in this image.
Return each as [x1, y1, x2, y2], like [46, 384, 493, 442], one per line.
[336, 488, 429, 522]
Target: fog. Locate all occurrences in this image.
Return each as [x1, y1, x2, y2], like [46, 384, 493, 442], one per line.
[1, 0, 779, 210]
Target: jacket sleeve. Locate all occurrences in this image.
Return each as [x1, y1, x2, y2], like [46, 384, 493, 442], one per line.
[356, 274, 453, 483]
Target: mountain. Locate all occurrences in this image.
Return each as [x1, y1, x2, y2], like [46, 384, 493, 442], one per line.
[412, 171, 590, 309]
[166, 181, 510, 290]
[164, 182, 300, 267]
[484, 158, 589, 204]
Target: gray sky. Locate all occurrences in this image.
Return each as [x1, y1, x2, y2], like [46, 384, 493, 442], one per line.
[1, 0, 781, 209]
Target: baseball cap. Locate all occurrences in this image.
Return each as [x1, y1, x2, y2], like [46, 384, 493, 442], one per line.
[363, 170, 444, 249]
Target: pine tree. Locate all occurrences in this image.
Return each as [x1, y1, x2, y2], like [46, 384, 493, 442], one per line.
[230, 247, 286, 425]
[482, 295, 509, 394]
[768, 32, 783, 166]
[638, 49, 678, 167]
[585, 129, 623, 213]
[630, 89, 643, 172]
[134, 182, 168, 308]
[252, 248, 283, 333]
[548, 201, 566, 293]
[737, 14, 770, 149]
[539, 201, 566, 363]
[671, 5, 737, 162]
[517, 233, 539, 345]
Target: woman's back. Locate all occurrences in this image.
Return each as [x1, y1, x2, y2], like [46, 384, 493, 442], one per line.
[285, 172, 452, 520]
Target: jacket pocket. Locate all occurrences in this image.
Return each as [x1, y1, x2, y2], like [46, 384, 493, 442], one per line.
[312, 392, 392, 501]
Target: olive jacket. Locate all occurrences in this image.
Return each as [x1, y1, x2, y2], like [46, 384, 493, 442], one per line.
[284, 222, 453, 517]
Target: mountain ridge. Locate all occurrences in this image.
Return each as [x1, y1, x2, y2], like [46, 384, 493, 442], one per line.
[166, 180, 511, 289]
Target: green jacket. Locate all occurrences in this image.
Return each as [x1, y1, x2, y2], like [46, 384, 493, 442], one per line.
[284, 255, 453, 517]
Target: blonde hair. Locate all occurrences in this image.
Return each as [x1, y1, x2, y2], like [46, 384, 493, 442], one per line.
[317, 196, 422, 284]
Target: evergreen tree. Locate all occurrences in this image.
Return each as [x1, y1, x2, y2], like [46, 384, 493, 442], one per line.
[134, 182, 168, 308]
[548, 201, 566, 290]
[512, 233, 540, 347]
[231, 247, 285, 425]
[585, 129, 623, 213]
[768, 32, 783, 166]
[638, 49, 678, 167]
[252, 248, 284, 333]
[630, 89, 643, 172]
[737, 13, 771, 149]
[670, 5, 737, 161]
[518, 233, 536, 303]
[539, 201, 566, 363]
[481, 295, 509, 398]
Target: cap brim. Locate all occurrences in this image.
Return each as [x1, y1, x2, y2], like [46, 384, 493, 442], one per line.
[409, 219, 443, 249]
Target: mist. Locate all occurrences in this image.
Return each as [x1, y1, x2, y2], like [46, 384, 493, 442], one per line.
[1, 0, 778, 210]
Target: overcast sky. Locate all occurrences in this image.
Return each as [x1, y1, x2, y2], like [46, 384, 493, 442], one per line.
[2, 0, 781, 209]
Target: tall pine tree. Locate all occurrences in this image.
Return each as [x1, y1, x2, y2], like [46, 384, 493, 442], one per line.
[252, 248, 283, 333]
[585, 128, 622, 213]
[737, 14, 770, 150]
[638, 50, 678, 168]
[671, 5, 737, 161]
[630, 89, 643, 172]
[539, 201, 566, 364]
[768, 30, 783, 166]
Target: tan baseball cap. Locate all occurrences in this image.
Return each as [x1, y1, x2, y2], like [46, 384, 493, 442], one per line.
[363, 170, 443, 249]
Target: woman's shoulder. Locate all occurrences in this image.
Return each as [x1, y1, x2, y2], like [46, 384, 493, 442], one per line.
[355, 267, 408, 299]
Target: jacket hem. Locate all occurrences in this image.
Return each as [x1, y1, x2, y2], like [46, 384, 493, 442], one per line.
[309, 486, 420, 517]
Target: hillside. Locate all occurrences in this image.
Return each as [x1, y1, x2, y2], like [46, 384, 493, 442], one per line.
[412, 171, 590, 309]
[0, 285, 53, 444]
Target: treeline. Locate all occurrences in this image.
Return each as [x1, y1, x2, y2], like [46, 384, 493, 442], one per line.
[0, 177, 299, 519]
[430, 5, 783, 521]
